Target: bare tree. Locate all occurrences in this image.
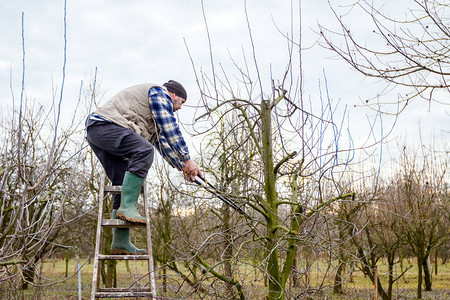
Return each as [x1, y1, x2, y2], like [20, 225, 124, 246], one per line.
[319, 0, 450, 109]
[330, 141, 448, 300]
[178, 2, 377, 298]
[0, 7, 101, 291]
[395, 145, 448, 298]
[0, 95, 93, 292]
[334, 182, 410, 300]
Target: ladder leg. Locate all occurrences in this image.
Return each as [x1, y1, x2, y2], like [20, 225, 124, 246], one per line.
[91, 173, 106, 300]
[92, 175, 156, 299]
[143, 181, 157, 298]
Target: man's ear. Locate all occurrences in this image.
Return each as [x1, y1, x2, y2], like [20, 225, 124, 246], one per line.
[168, 91, 176, 100]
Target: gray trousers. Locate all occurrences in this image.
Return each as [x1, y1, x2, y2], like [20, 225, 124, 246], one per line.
[86, 122, 154, 209]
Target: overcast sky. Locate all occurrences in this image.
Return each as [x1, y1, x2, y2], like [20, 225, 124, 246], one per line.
[0, 0, 448, 165]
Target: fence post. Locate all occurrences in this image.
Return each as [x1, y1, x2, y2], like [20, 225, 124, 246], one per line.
[78, 262, 82, 300]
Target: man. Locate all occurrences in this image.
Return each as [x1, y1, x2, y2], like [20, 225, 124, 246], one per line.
[86, 80, 202, 255]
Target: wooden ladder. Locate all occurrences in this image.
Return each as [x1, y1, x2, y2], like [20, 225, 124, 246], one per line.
[91, 173, 156, 299]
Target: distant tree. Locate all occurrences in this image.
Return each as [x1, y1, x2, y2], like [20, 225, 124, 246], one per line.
[394, 145, 448, 298]
[338, 183, 411, 300]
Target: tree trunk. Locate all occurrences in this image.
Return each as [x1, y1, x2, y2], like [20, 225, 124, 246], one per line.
[21, 264, 35, 290]
[333, 262, 344, 294]
[399, 254, 408, 283]
[113, 260, 117, 288]
[162, 265, 167, 294]
[101, 261, 106, 285]
[333, 225, 345, 295]
[290, 256, 298, 288]
[387, 254, 394, 299]
[370, 264, 391, 300]
[423, 255, 432, 291]
[417, 256, 423, 299]
[261, 99, 283, 300]
[104, 227, 115, 288]
[434, 248, 439, 275]
[223, 205, 234, 298]
[65, 250, 69, 278]
[354, 248, 390, 300]
[106, 260, 116, 287]
[267, 240, 282, 299]
[376, 276, 390, 300]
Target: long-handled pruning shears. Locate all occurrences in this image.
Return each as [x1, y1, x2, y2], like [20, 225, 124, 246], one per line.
[194, 175, 250, 218]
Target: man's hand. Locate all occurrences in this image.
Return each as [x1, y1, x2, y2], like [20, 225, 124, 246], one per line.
[182, 159, 203, 182]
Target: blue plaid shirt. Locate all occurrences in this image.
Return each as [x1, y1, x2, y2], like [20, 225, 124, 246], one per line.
[149, 87, 190, 170]
[87, 86, 190, 171]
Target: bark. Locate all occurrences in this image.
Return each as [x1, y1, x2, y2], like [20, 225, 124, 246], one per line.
[65, 250, 69, 278]
[434, 248, 439, 275]
[333, 262, 344, 294]
[223, 205, 234, 297]
[162, 266, 167, 294]
[353, 244, 390, 300]
[21, 264, 35, 290]
[417, 255, 423, 299]
[333, 224, 345, 295]
[261, 99, 283, 299]
[104, 233, 115, 288]
[387, 254, 394, 299]
[290, 256, 298, 288]
[423, 254, 432, 291]
[376, 272, 390, 300]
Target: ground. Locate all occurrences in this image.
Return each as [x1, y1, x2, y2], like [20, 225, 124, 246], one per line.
[1, 259, 449, 299]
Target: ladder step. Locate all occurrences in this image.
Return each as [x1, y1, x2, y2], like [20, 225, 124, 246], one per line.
[104, 186, 122, 194]
[95, 291, 154, 298]
[98, 287, 152, 292]
[102, 219, 146, 228]
[98, 254, 149, 260]
[104, 186, 144, 194]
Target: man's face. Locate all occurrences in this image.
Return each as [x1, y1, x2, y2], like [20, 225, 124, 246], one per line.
[172, 94, 186, 112]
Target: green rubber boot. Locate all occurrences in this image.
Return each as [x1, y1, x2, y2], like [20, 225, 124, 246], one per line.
[116, 172, 146, 224]
[111, 209, 147, 255]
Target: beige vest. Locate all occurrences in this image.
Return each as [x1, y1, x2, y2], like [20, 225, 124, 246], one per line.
[94, 83, 163, 142]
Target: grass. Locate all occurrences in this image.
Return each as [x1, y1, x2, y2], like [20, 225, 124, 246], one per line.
[2, 258, 449, 299]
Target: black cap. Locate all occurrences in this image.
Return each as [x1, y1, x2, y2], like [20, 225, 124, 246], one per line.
[163, 80, 187, 100]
